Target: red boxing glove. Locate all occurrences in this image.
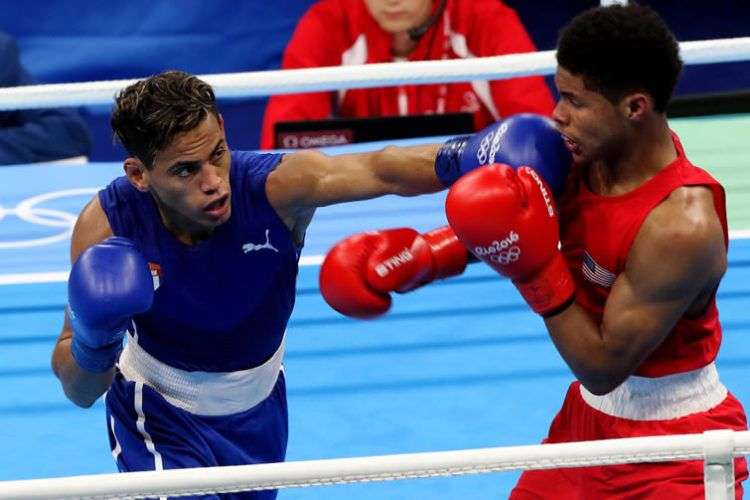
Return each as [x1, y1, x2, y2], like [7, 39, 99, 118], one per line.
[445, 164, 575, 316]
[319, 226, 468, 319]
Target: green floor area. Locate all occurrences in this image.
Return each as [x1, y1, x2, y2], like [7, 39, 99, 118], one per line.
[671, 113, 750, 229]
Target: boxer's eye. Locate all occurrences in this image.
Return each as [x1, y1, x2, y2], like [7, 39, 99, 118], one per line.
[170, 162, 200, 178]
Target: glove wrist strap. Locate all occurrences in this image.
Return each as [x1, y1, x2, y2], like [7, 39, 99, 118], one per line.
[515, 251, 576, 316]
[434, 136, 470, 187]
[70, 335, 122, 373]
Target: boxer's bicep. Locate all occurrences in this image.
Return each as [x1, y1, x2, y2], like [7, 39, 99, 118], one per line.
[601, 187, 725, 367]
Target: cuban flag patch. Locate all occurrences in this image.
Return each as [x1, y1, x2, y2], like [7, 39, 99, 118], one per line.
[148, 262, 162, 291]
[581, 251, 616, 288]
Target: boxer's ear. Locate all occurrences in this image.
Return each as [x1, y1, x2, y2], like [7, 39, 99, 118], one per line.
[620, 92, 650, 121]
[124, 158, 149, 192]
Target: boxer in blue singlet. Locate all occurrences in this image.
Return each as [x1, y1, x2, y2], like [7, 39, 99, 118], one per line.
[99, 149, 294, 482]
[50, 70, 570, 499]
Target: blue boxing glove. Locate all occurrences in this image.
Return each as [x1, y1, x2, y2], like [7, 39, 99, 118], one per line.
[68, 237, 153, 373]
[434, 113, 572, 198]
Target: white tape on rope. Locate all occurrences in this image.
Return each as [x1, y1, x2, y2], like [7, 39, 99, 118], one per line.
[0, 37, 748, 110]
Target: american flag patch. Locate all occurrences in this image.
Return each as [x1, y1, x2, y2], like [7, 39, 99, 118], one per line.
[581, 251, 616, 288]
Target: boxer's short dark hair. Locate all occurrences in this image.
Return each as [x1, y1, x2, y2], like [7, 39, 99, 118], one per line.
[557, 4, 682, 113]
[111, 70, 219, 168]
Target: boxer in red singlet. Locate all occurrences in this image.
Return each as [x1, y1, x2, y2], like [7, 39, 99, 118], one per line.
[445, 5, 748, 498]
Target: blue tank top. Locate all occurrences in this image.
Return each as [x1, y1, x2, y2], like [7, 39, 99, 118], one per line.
[98, 151, 300, 372]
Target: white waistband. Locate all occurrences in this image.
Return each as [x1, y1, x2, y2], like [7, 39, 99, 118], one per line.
[117, 333, 285, 417]
[579, 363, 727, 421]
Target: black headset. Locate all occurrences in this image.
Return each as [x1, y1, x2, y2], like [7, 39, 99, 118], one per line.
[407, 0, 448, 41]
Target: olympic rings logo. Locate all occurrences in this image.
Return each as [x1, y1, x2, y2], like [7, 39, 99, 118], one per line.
[473, 230, 522, 266]
[475, 121, 508, 166]
[0, 188, 99, 249]
[489, 246, 521, 265]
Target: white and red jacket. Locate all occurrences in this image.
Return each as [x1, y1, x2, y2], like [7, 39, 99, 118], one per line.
[260, 0, 555, 149]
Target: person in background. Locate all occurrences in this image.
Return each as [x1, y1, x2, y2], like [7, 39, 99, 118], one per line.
[260, 0, 554, 149]
[0, 31, 91, 165]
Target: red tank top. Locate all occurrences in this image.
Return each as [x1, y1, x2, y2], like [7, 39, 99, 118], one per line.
[559, 133, 728, 377]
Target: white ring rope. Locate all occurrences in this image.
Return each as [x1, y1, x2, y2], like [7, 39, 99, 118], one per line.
[0, 37, 748, 111]
[1, 430, 748, 499]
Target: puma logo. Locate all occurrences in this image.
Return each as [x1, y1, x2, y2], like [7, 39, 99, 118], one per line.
[242, 229, 279, 254]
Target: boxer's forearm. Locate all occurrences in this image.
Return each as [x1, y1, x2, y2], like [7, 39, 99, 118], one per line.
[52, 333, 114, 408]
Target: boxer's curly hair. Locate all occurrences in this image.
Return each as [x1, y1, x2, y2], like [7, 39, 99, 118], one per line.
[111, 70, 219, 168]
[556, 4, 682, 113]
